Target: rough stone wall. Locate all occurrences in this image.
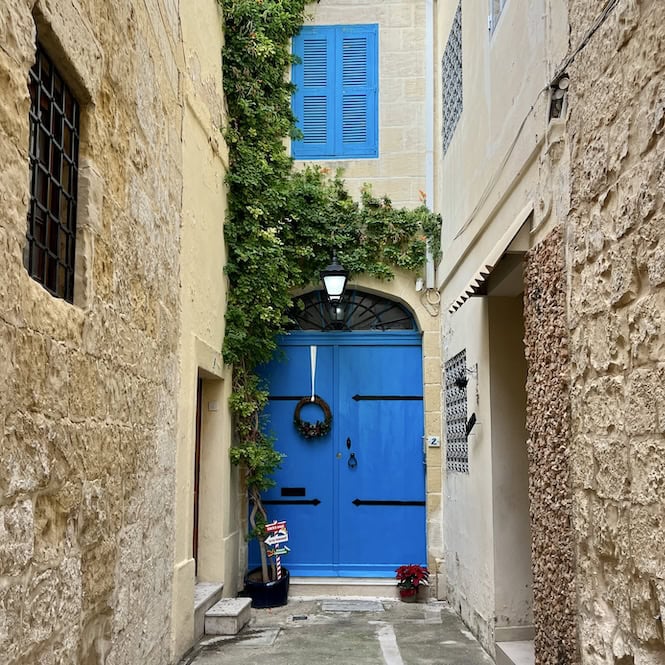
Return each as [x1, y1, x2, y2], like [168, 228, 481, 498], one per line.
[524, 227, 579, 665]
[566, 0, 665, 663]
[0, 1, 181, 663]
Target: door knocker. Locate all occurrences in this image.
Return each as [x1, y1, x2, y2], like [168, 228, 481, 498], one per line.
[348, 452, 358, 469]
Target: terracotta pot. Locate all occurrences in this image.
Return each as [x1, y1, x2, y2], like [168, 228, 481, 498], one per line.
[398, 586, 418, 603]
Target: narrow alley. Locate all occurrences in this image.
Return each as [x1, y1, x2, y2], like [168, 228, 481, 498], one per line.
[2, 0, 664, 664]
[180, 599, 493, 665]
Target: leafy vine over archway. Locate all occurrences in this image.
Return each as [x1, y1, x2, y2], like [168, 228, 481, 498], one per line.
[220, 0, 441, 583]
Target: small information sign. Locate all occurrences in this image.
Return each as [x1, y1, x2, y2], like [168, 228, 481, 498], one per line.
[264, 520, 290, 580]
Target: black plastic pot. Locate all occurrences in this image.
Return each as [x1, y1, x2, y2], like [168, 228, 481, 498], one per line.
[244, 567, 290, 608]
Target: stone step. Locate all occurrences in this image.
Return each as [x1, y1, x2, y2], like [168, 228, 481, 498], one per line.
[194, 582, 224, 641]
[496, 640, 535, 665]
[205, 597, 252, 636]
[290, 577, 400, 599]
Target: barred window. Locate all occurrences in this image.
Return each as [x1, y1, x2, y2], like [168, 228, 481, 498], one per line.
[445, 349, 468, 473]
[441, 2, 462, 154]
[26, 45, 80, 303]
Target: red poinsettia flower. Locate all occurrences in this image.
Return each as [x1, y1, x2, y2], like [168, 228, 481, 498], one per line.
[395, 564, 429, 590]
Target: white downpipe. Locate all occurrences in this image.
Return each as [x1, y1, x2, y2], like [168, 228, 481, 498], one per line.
[425, 0, 436, 289]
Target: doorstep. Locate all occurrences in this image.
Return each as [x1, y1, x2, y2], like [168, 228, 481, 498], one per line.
[205, 597, 252, 635]
[495, 640, 535, 665]
[290, 577, 399, 599]
[194, 582, 224, 642]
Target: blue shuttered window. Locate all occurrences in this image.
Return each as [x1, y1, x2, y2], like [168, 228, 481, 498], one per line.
[293, 24, 378, 159]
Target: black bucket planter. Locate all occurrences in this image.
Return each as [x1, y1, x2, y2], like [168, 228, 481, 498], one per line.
[244, 567, 290, 609]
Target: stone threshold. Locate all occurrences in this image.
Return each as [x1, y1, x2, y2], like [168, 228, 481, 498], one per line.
[290, 576, 400, 599]
[496, 640, 535, 665]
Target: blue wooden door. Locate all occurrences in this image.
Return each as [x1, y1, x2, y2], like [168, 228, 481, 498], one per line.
[258, 344, 336, 574]
[254, 331, 425, 577]
[337, 343, 426, 575]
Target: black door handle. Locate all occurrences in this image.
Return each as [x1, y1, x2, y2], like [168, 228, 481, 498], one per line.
[348, 452, 358, 469]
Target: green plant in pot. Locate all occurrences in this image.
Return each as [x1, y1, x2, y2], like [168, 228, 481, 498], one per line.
[395, 564, 429, 602]
[221, 0, 315, 607]
[229, 365, 287, 600]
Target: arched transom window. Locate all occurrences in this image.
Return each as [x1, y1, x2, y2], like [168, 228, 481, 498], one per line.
[289, 289, 418, 332]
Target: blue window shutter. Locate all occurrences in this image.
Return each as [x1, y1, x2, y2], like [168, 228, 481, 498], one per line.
[292, 27, 334, 158]
[336, 25, 378, 157]
[292, 24, 378, 159]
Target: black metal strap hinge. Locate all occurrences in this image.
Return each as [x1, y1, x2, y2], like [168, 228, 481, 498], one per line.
[352, 498, 425, 507]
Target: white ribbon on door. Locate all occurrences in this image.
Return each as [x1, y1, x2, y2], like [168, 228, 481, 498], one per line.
[310, 345, 317, 402]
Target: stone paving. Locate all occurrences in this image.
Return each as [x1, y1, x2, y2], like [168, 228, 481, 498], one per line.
[180, 598, 494, 665]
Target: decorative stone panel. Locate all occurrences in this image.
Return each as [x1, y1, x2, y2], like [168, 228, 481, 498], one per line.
[524, 227, 579, 665]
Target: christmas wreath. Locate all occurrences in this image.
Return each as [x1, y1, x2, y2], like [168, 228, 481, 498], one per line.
[293, 395, 332, 439]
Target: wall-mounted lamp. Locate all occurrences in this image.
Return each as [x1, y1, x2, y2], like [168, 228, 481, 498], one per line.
[320, 253, 348, 304]
[549, 73, 569, 120]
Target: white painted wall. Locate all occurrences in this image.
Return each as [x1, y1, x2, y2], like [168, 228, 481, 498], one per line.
[488, 296, 533, 635]
[442, 297, 496, 649]
[435, 0, 569, 307]
[437, 0, 568, 652]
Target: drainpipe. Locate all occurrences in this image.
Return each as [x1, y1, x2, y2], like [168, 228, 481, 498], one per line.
[425, 0, 436, 289]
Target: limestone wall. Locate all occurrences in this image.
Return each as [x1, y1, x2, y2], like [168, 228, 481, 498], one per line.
[297, 0, 427, 209]
[566, 1, 665, 662]
[0, 1, 182, 663]
[524, 228, 578, 665]
[171, 0, 237, 657]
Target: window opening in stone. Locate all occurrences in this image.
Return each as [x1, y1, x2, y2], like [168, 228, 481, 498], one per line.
[289, 289, 417, 332]
[445, 349, 469, 473]
[25, 44, 80, 303]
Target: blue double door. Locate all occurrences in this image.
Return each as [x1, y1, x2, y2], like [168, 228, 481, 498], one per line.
[255, 332, 426, 577]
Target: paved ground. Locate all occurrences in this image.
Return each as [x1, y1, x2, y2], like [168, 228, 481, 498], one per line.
[180, 598, 494, 665]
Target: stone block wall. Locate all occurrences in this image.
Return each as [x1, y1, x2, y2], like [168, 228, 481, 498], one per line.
[566, 0, 665, 663]
[298, 0, 427, 209]
[524, 227, 579, 665]
[0, 1, 182, 663]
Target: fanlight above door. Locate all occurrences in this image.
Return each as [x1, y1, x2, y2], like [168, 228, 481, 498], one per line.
[289, 289, 418, 332]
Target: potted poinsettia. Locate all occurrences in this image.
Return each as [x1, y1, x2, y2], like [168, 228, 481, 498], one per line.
[395, 564, 429, 602]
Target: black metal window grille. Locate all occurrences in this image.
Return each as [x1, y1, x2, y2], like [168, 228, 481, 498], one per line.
[26, 45, 80, 302]
[445, 349, 468, 473]
[442, 2, 462, 154]
[289, 289, 417, 332]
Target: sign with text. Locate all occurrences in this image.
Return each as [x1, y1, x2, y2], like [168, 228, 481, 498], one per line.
[267, 545, 291, 557]
[265, 520, 287, 533]
[265, 529, 289, 546]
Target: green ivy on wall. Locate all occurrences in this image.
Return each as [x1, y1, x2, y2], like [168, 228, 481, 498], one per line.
[220, 0, 441, 577]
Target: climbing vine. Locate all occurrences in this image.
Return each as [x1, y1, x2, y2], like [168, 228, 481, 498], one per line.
[220, 0, 441, 577]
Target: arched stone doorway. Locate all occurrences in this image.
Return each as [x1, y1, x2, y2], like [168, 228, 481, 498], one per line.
[251, 289, 427, 577]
